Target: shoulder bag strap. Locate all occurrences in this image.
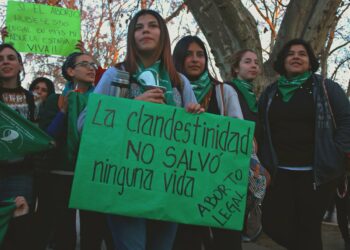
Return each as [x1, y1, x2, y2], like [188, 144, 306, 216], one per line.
[219, 83, 226, 116]
[321, 77, 337, 128]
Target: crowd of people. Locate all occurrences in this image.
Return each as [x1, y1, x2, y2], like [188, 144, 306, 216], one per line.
[1, 7, 350, 250]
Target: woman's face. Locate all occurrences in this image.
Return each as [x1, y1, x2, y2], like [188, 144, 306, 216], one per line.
[284, 44, 310, 77]
[183, 42, 206, 80]
[33, 82, 49, 101]
[67, 55, 96, 84]
[0, 47, 23, 82]
[235, 51, 260, 81]
[134, 14, 161, 56]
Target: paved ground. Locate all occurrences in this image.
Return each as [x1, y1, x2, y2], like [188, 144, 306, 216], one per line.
[72, 212, 346, 250]
[243, 223, 345, 250]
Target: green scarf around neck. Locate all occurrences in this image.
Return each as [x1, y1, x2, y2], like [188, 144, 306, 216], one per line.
[277, 71, 312, 102]
[190, 71, 212, 103]
[230, 78, 257, 113]
[133, 61, 175, 106]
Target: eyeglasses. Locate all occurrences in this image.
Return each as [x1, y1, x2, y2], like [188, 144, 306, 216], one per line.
[73, 61, 98, 70]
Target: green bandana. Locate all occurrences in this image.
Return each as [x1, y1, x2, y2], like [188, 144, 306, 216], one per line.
[190, 71, 212, 103]
[230, 78, 257, 113]
[0, 199, 16, 246]
[133, 61, 175, 106]
[278, 71, 312, 102]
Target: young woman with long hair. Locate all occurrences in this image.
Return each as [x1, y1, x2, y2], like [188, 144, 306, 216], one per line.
[0, 43, 36, 249]
[172, 35, 244, 250]
[88, 10, 203, 250]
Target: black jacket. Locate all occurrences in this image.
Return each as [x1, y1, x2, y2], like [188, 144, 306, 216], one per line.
[258, 74, 350, 186]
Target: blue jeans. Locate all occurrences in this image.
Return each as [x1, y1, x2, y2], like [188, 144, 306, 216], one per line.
[0, 174, 33, 206]
[107, 215, 177, 250]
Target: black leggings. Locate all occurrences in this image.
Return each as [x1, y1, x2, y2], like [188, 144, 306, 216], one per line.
[262, 169, 338, 250]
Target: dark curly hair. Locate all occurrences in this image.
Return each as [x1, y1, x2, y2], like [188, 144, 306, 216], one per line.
[273, 38, 319, 76]
[29, 77, 55, 96]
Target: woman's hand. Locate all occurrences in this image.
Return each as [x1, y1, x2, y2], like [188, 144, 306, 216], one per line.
[59, 91, 73, 114]
[13, 196, 29, 218]
[186, 103, 205, 114]
[1, 26, 8, 42]
[135, 88, 165, 104]
[75, 40, 86, 53]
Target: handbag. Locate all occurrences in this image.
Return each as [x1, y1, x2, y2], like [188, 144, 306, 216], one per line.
[219, 83, 271, 241]
[242, 142, 270, 242]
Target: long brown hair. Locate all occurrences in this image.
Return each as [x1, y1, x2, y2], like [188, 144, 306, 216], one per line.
[0, 43, 25, 86]
[230, 49, 257, 78]
[124, 9, 181, 87]
[173, 35, 221, 85]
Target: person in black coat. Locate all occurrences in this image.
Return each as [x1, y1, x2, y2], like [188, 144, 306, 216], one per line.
[258, 38, 350, 250]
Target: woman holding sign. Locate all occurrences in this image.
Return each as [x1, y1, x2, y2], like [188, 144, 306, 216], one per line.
[88, 9, 202, 250]
[258, 38, 350, 249]
[37, 52, 113, 250]
[171, 35, 244, 250]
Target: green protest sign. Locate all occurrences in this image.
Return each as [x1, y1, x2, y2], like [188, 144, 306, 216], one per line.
[70, 94, 255, 230]
[6, 1, 80, 56]
[0, 101, 53, 161]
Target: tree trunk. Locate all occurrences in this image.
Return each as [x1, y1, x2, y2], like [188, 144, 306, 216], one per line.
[186, 0, 342, 85]
[265, 0, 342, 79]
[184, 0, 261, 81]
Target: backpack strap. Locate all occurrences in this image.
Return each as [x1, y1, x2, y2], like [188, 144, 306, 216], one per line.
[219, 83, 226, 116]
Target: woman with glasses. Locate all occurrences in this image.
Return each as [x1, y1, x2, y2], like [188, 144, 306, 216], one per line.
[36, 52, 112, 250]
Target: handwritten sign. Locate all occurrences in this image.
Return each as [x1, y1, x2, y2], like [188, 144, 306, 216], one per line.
[6, 1, 80, 56]
[70, 94, 254, 230]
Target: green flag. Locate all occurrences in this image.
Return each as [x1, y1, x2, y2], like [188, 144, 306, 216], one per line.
[70, 94, 255, 230]
[0, 101, 53, 161]
[0, 200, 16, 246]
[66, 92, 90, 169]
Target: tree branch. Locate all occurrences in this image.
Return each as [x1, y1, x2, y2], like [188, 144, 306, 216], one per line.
[330, 57, 350, 80]
[330, 41, 350, 55]
[251, 0, 276, 39]
[165, 3, 186, 23]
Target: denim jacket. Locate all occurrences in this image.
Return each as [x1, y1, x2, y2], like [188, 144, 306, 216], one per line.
[258, 74, 350, 186]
